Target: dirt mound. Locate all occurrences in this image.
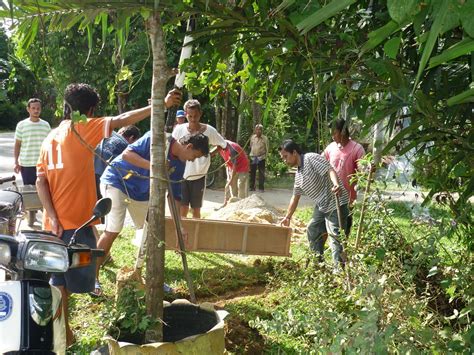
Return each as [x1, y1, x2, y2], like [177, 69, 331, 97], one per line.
[207, 194, 307, 235]
[207, 194, 283, 224]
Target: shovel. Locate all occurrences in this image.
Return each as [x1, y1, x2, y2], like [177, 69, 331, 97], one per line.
[334, 193, 352, 289]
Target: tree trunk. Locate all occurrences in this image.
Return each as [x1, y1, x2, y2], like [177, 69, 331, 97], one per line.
[372, 119, 385, 165]
[146, 12, 168, 343]
[236, 85, 245, 142]
[223, 91, 229, 139]
[251, 100, 262, 128]
[215, 99, 222, 133]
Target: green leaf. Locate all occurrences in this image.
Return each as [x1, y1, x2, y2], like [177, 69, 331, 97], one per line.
[71, 111, 88, 124]
[384, 36, 401, 59]
[460, 0, 474, 37]
[452, 163, 467, 178]
[100, 13, 108, 51]
[382, 120, 423, 154]
[440, 1, 460, 34]
[85, 23, 93, 65]
[296, 0, 357, 35]
[428, 38, 474, 69]
[216, 62, 227, 71]
[427, 266, 438, 277]
[446, 87, 474, 106]
[413, 0, 449, 90]
[360, 20, 402, 55]
[387, 0, 418, 24]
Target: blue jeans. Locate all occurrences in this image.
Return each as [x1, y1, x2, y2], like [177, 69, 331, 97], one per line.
[306, 204, 349, 265]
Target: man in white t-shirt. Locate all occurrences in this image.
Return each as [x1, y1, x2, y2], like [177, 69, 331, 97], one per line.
[14, 98, 51, 185]
[14, 98, 51, 226]
[172, 99, 227, 218]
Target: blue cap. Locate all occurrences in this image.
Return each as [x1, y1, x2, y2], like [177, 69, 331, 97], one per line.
[176, 110, 185, 117]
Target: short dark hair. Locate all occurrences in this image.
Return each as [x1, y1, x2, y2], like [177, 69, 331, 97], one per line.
[279, 139, 302, 155]
[330, 119, 350, 137]
[181, 133, 209, 156]
[118, 125, 141, 140]
[27, 98, 41, 107]
[63, 83, 100, 119]
[183, 99, 202, 112]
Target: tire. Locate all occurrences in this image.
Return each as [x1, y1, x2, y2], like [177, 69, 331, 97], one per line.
[206, 172, 215, 188]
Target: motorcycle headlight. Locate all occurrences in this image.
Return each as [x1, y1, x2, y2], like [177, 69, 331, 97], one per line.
[0, 242, 11, 265]
[24, 242, 69, 272]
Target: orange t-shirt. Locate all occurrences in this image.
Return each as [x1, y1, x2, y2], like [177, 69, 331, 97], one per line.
[37, 118, 111, 230]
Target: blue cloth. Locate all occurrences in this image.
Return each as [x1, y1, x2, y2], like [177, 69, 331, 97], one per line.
[101, 132, 151, 201]
[168, 140, 185, 201]
[101, 132, 185, 201]
[94, 132, 129, 176]
[306, 203, 350, 267]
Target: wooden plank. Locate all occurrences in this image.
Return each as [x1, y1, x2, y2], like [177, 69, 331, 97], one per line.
[164, 217, 291, 257]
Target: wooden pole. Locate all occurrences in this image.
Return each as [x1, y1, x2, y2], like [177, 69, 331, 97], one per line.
[354, 167, 374, 251]
[168, 182, 197, 303]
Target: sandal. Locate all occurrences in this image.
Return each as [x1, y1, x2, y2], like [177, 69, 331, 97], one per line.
[90, 279, 103, 297]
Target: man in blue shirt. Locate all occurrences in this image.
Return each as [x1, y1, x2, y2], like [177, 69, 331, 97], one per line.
[94, 132, 209, 295]
[94, 125, 140, 199]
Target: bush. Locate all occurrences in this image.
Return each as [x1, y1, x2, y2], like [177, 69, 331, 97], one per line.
[265, 96, 291, 177]
[250, 195, 473, 353]
[0, 101, 24, 130]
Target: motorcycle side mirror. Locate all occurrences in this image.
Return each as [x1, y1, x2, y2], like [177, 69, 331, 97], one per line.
[92, 197, 112, 220]
[68, 198, 112, 246]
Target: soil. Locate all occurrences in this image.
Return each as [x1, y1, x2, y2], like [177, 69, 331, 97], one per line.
[203, 283, 268, 354]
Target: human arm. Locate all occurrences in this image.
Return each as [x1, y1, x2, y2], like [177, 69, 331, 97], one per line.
[109, 89, 182, 130]
[207, 126, 227, 148]
[13, 139, 21, 173]
[36, 175, 63, 238]
[329, 168, 342, 194]
[280, 194, 301, 226]
[122, 148, 150, 170]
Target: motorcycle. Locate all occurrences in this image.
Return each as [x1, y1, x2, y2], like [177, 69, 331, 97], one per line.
[0, 175, 22, 236]
[0, 196, 111, 354]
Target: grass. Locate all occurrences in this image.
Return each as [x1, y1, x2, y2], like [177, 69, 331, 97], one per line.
[67, 198, 469, 354]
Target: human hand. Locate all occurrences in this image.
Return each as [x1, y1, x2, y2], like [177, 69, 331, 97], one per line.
[280, 216, 291, 227]
[14, 163, 21, 174]
[50, 217, 64, 239]
[175, 227, 189, 250]
[181, 228, 189, 248]
[331, 184, 341, 195]
[164, 88, 182, 108]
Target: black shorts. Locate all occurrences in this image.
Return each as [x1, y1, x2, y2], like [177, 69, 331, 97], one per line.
[50, 227, 96, 293]
[20, 166, 37, 185]
[181, 177, 205, 209]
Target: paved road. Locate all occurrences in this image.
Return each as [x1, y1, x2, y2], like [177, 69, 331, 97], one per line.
[0, 130, 429, 230]
[0, 132, 22, 187]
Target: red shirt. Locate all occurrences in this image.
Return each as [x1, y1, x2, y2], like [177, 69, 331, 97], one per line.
[323, 139, 365, 203]
[219, 140, 249, 173]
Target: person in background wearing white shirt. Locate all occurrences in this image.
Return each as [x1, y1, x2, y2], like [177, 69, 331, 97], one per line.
[14, 98, 51, 184]
[249, 123, 269, 192]
[14, 98, 51, 226]
[172, 99, 227, 218]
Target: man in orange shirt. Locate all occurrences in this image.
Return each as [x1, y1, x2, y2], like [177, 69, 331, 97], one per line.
[36, 83, 181, 346]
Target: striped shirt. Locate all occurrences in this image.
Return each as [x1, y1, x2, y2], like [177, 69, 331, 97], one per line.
[15, 118, 51, 167]
[293, 153, 349, 213]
